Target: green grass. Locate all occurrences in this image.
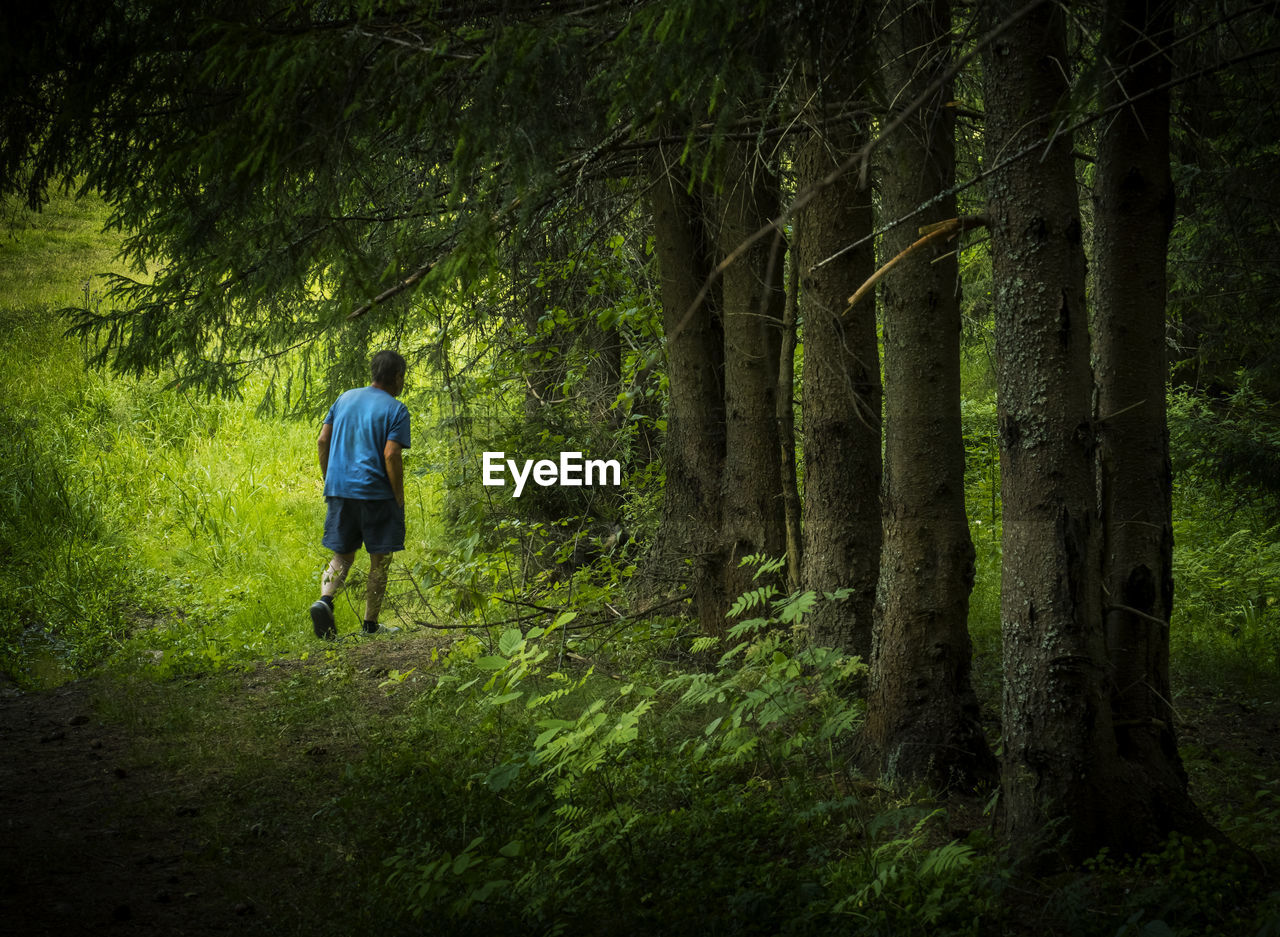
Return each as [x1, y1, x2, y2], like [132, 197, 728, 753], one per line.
[1170, 492, 1280, 690]
[0, 188, 132, 310]
[0, 192, 441, 683]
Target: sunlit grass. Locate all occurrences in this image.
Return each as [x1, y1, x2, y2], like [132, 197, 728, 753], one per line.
[0, 189, 133, 310]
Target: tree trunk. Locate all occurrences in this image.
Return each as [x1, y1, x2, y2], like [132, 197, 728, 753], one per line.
[649, 158, 727, 635]
[984, 0, 1123, 862]
[778, 244, 802, 593]
[796, 73, 881, 660]
[716, 142, 788, 622]
[1094, 0, 1212, 842]
[865, 0, 995, 791]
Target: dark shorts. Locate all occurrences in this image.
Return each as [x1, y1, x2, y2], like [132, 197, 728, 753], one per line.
[322, 497, 405, 555]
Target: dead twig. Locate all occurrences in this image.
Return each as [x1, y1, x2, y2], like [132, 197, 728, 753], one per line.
[844, 215, 988, 311]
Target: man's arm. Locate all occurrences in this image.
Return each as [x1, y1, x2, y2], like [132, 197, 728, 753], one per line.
[318, 423, 332, 479]
[384, 439, 405, 507]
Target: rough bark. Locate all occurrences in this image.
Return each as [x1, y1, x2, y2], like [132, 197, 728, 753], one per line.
[777, 245, 802, 593]
[796, 64, 881, 660]
[865, 0, 995, 791]
[1094, 0, 1212, 841]
[984, 0, 1124, 862]
[716, 142, 788, 623]
[648, 158, 727, 635]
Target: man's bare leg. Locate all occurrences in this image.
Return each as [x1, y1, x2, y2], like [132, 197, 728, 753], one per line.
[363, 553, 398, 633]
[311, 551, 355, 639]
[322, 552, 356, 598]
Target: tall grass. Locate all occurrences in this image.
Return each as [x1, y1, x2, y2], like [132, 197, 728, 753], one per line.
[1171, 492, 1280, 689]
[0, 383, 137, 680]
[0, 191, 440, 684]
[0, 188, 130, 311]
[82, 375, 326, 670]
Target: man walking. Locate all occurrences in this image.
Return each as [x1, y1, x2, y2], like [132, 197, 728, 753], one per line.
[310, 350, 410, 639]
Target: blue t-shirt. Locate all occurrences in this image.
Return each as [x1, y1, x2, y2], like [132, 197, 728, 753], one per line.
[323, 386, 411, 500]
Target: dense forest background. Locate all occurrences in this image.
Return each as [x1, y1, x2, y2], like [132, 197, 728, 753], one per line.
[2, 0, 1280, 934]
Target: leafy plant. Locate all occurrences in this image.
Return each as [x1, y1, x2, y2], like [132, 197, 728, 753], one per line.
[378, 562, 881, 933]
[825, 810, 989, 937]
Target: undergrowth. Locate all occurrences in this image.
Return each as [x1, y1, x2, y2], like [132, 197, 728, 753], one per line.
[362, 567, 995, 936]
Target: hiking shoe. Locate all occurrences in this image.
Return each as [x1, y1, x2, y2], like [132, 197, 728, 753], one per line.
[310, 600, 336, 639]
[362, 624, 400, 636]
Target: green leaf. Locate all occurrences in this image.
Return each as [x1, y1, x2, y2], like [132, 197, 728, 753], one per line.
[690, 635, 719, 653]
[534, 718, 575, 748]
[498, 627, 524, 656]
[776, 590, 817, 624]
[474, 655, 508, 671]
[485, 761, 522, 791]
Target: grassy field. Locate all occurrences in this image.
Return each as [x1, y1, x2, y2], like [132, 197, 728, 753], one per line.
[0, 188, 130, 310]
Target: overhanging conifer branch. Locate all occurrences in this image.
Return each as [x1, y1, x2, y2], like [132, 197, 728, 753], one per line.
[347, 257, 442, 320]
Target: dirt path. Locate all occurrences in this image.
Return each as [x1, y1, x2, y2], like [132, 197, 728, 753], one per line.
[0, 678, 264, 936]
[0, 635, 445, 937]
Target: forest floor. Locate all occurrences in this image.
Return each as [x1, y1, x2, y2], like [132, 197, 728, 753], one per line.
[2, 635, 1278, 937]
[0, 633, 450, 937]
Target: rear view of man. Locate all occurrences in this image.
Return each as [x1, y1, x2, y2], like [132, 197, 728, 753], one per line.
[309, 350, 410, 638]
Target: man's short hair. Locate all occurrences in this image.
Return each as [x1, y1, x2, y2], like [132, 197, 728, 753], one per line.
[371, 350, 407, 385]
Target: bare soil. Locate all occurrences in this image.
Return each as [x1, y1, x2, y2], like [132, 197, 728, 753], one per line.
[0, 676, 262, 936]
[0, 635, 445, 937]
